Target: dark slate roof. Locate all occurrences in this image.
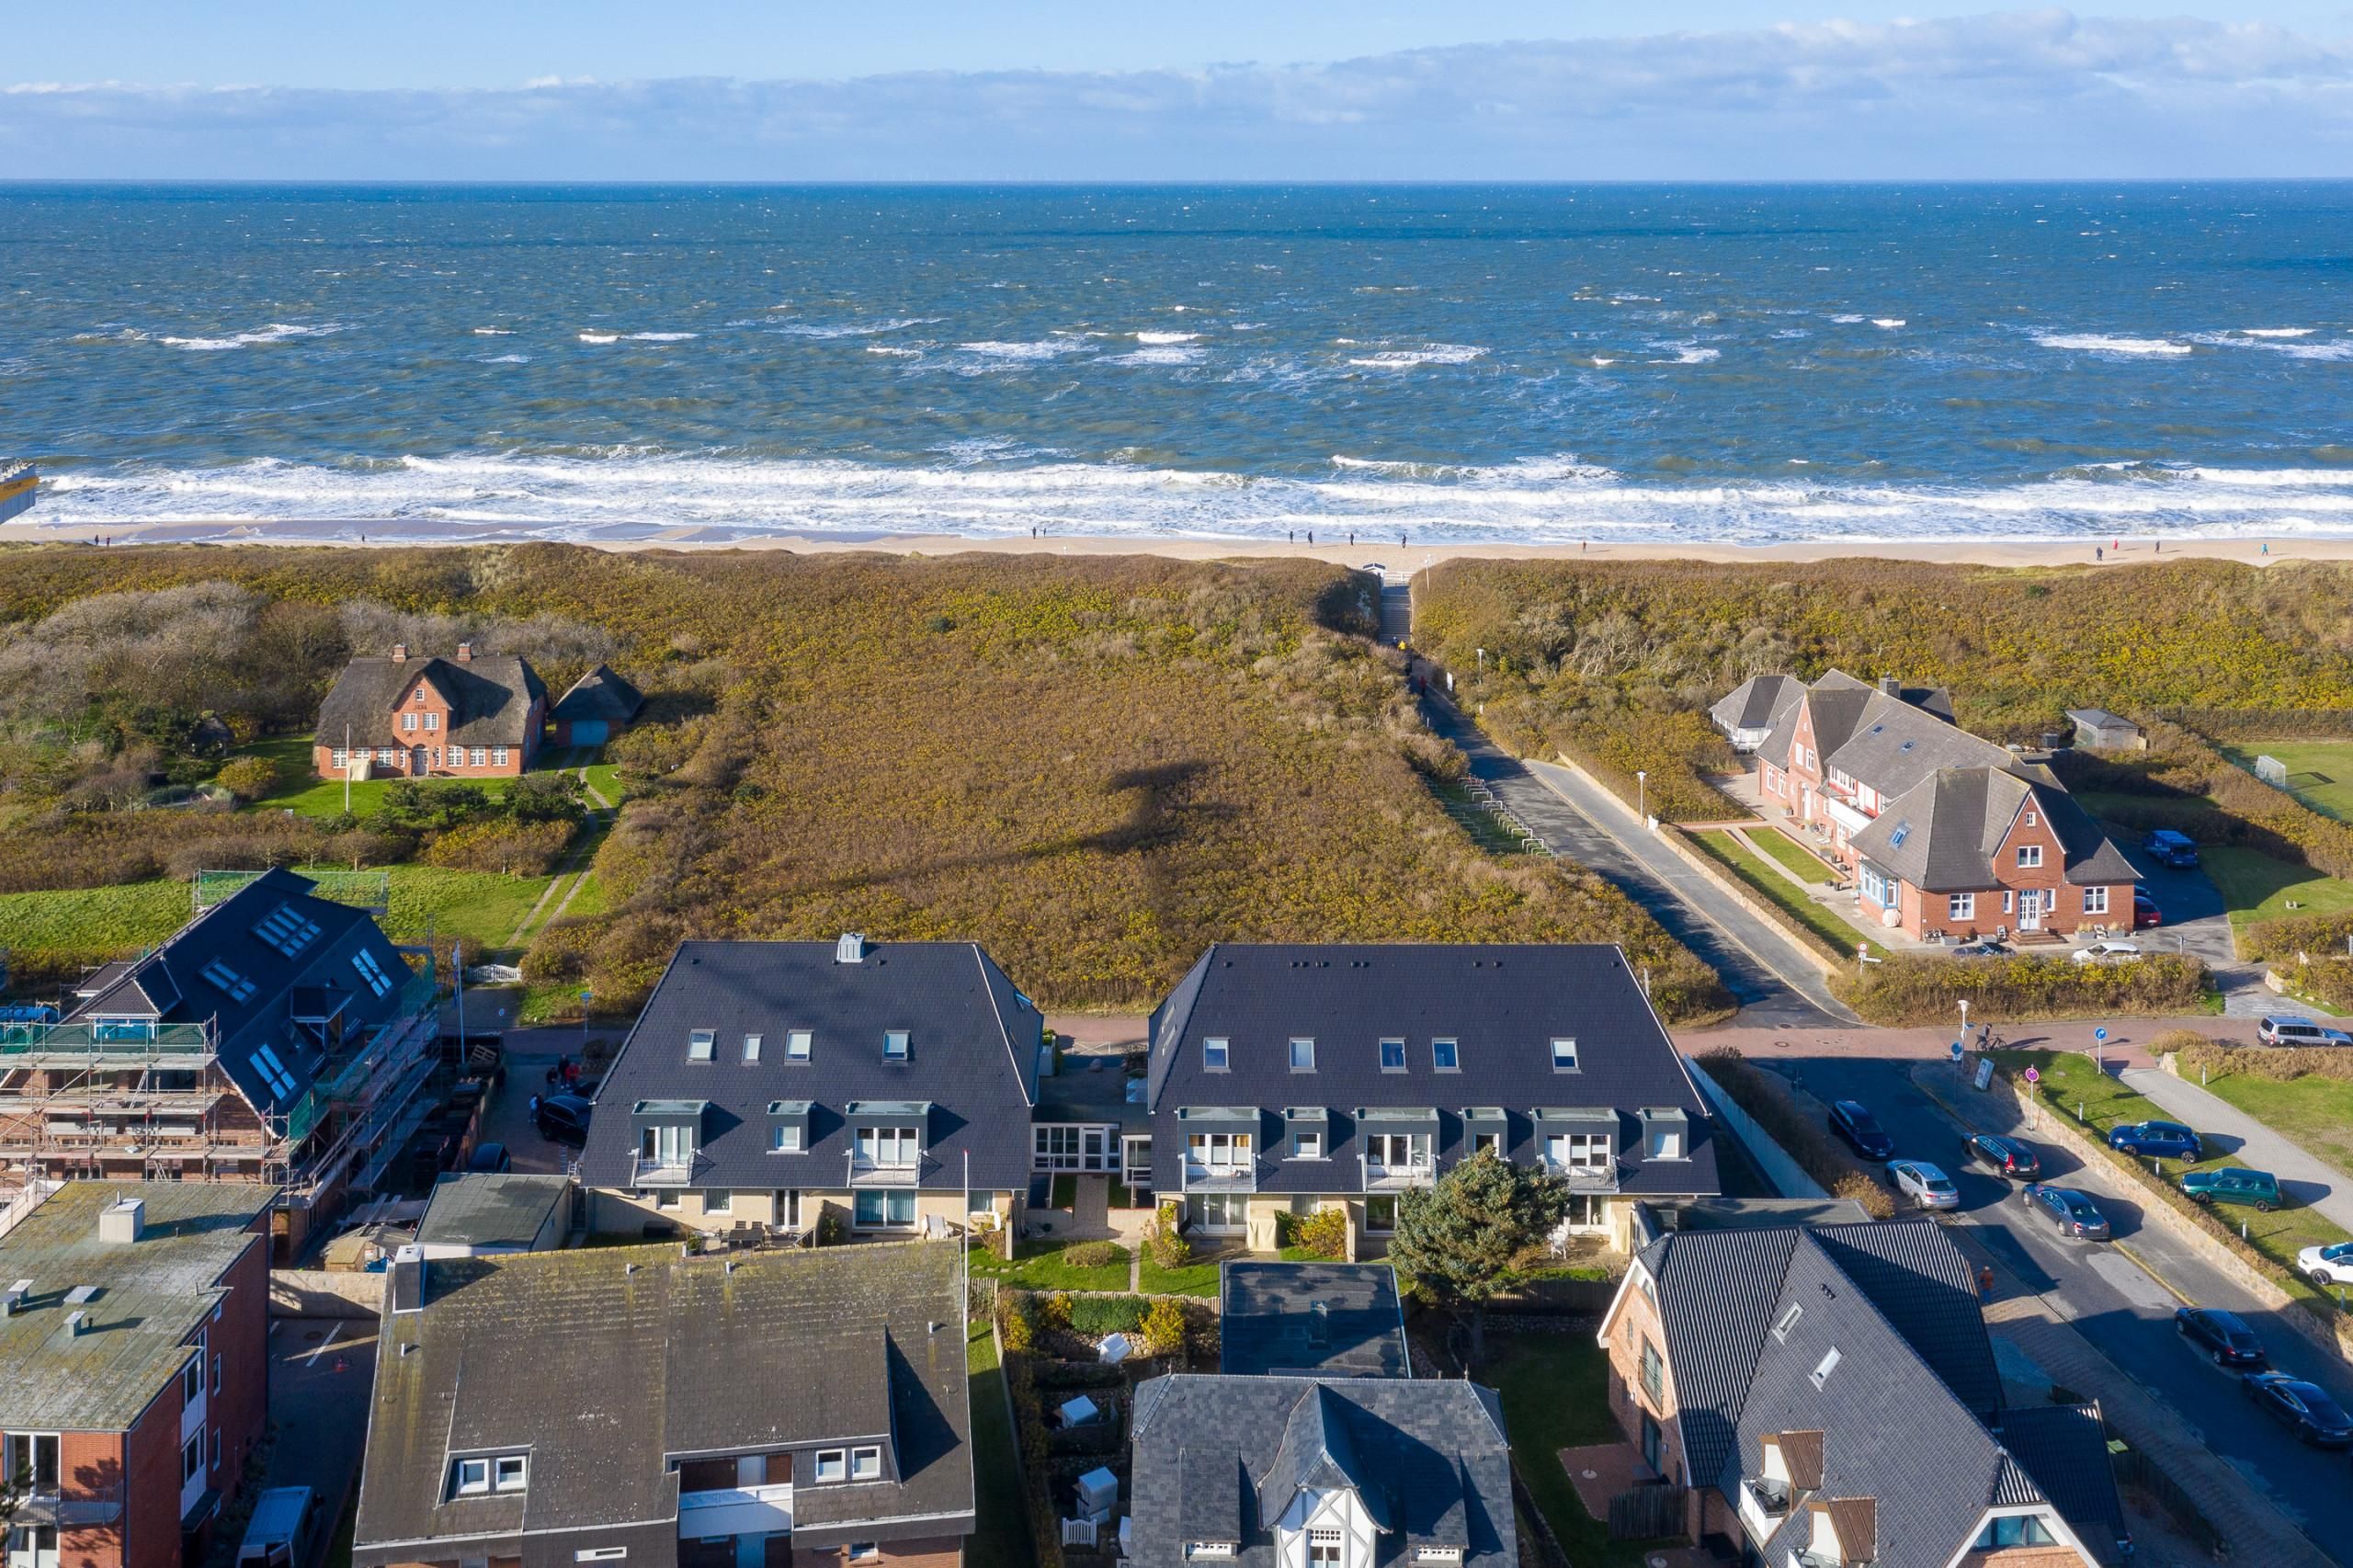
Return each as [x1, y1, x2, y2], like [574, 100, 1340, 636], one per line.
[1143, 944, 1719, 1199]
[1754, 670, 1956, 773]
[1996, 1404, 2131, 1564]
[1710, 675, 1802, 734]
[2065, 708, 2137, 733]
[1220, 1262, 1408, 1379]
[1667, 1197, 1877, 1231]
[1849, 768, 2138, 892]
[0, 1182, 273, 1432]
[65, 867, 425, 1120]
[552, 664, 644, 724]
[414, 1173, 570, 1251]
[354, 1240, 971, 1558]
[1807, 1223, 2002, 1419]
[1130, 1375, 1513, 1568]
[579, 940, 1042, 1194]
[315, 653, 545, 748]
[1824, 692, 2017, 800]
[1733, 1239, 2031, 1568]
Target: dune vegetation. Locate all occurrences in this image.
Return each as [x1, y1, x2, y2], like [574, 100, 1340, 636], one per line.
[0, 544, 1727, 1021]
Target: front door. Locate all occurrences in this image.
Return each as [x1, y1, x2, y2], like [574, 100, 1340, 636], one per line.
[410, 745, 428, 775]
[2018, 889, 2042, 931]
[734, 1536, 767, 1568]
[1640, 1413, 1663, 1472]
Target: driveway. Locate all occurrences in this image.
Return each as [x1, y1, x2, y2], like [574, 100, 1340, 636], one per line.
[2111, 842, 2278, 1015]
[260, 1317, 379, 1568]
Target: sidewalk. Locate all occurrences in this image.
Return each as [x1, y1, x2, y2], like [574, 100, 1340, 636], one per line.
[2120, 1064, 2352, 1229]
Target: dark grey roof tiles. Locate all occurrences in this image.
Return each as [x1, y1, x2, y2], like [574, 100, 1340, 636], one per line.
[580, 940, 1042, 1194]
[316, 653, 545, 748]
[1808, 1221, 2003, 1418]
[1144, 944, 1718, 1199]
[1130, 1375, 1513, 1568]
[1711, 675, 1802, 733]
[1996, 1404, 2131, 1563]
[552, 664, 644, 723]
[1850, 768, 2137, 892]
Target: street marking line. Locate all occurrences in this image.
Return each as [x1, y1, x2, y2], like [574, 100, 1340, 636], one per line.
[2116, 1241, 2195, 1307]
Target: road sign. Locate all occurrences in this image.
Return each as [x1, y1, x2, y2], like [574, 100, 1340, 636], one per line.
[1949, 1040, 1965, 1062]
[2024, 1065, 2040, 1085]
[2094, 1027, 2109, 1044]
[1973, 1058, 1995, 1092]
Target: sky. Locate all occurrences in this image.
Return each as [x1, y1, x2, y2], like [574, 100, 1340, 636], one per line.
[8, 4, 2353, 179]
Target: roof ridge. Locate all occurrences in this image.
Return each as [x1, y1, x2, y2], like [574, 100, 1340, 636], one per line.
[972, 944, 1035, 1109]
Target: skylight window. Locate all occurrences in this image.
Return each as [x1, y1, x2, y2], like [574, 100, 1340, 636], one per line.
[742, 1034, 762, 1062]
[252, 903, 322, 957]
[1203, 1038, 1229, 1071]
[200, 959, 257, 1003]
[1810, 1347, 1842, 1389]
[1289, 1038, 1315, 1072]
[688, 1030, 715, 1062]
[350, 949, 394, 998]
[883, 1029, 910, 1062]
[1432, 1038, 1460, 1071]
[1552, 1038, 1579, 1072]
[1380, 1038, 1406, 1072]
[1888, 822, 1910, 848]
[1773, 1302, 1802, 1342]
[250, 1044, 298, 1100]
[786, 1029, 813, 1062]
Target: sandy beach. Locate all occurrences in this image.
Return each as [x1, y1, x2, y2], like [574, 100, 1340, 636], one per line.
[6, 516, 2352, 572]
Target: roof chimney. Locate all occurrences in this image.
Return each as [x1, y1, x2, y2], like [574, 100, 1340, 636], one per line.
[98, 1197, 144, 1245]
[835, 932, 867, 964]
[391, 643, 409, 664]
[65, 1309, 89, 1336]
[455, 641, 473, 663]
[1878, 676, 1900, 698]
[0, 1279, 30, 1316]
[388, 1244, 426, 1315]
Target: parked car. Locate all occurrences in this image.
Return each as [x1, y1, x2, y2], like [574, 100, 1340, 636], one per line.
[536, 1092, 594, 1146]
[2257, 1016, 2353, 1049]
[1886, 1158, 1961, 1210]
[2071, 938, 2143, 965]
[465, 1142, 512, 1174]
[1950, 939, 2012, 957]
[2143, 828, 2200, 869]
[2298, 1240, 2353, 1287]
[2022, 1184, 2112, 1241]
[1828, 1099, 1896, 1161]
[236, 1488, 321, 1568]
[1966, 1132, 2041, 1181]
[2182, 1167, 2283, 1212]
[2132, 888, 2162, 928]
[2243, 1371, 2353, 1448]
[2109, 1120, 2203, 1161]
[2175, 1307, 2267, 1368]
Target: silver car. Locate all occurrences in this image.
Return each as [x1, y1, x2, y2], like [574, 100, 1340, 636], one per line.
[1886, 1158, 1961, 1210]
[2258, 1016, 2353, 1049]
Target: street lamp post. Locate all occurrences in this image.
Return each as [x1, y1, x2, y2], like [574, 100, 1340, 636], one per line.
[1636, 769, 1648, 824]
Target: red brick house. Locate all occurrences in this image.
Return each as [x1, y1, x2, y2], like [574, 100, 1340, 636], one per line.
[0, 1184, 276, 1568]
[312, 643, 546, 781]
[1746, 669, 2136, 943]
[1847, 767, 2139, 942]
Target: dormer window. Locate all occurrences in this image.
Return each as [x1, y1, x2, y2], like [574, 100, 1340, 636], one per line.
[883, 1029, 910, 1062]
[1974, 1515, 2060, 1549]
[688, 1030, 715, 1062]
[850, 1446, 881, 1481]
[1415, 1550, 1464, 1563]
[1184, 1547, 1236, 1561]
[449, 1452, 528, 1499]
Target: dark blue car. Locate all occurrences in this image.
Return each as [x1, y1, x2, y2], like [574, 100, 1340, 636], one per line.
[2244, 1372, 2353, 1447]
[2175, 1307, 2266, 1368]
[1829, 1099, 1895, 1161]
[2109, 1120, 2202, 1161]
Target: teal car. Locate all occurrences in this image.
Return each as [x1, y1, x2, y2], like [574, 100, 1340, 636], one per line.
[2182, 1167, 2283, 1212]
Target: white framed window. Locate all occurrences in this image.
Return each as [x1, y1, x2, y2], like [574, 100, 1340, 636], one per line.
[376, 746, 396, 764]
[424, 712, 439, 732]
[813, 1449, 846, 1483]
[2003, 890, 2015, 914]
[2018, 844, 2043, 869]
[1432, 1038, 1460, 1071]
[470, 747, 486, 766]
[772, 1125, 801, 1153]
[1552, 1037, 1579, 1071]
[402, 712, 418, 733]
[1290, 1130, 1323, 1160]
[742, 1034, 762, 1062]
[856, 1125, 919, 1166]
[850, 1446, 881, 1481]
[331, 749, 348, 767]
[1185, 1547, 1237, 1562]
[786, 1029, 813, 1061]
[1203, 1038, 1229, 1071]
[2023, 810, 2038, 826]
[1188, 1131, 1251, 1170]
[494, 1455, 528, 1493]
[1948, 892, 1975, 920]
[1472, 1131, 1502, 1157]
[493, 746, 509, 765]
[1379, 1038, 1406, 1072]
[1289, 1038, 1315, 1071]
[688, 1029, 715, 1062]
[1546, 1131, 1611, 1171]
[453, 1458, 491, 1495]
[1648, 1125, 1684, 1161]
[854, 1189, 916, 1228]
[575, 1551, 629, 1562]
[2084, 886, 2109, 915]
[703, 1190, 732, 1215]
[883, 1029, 910, 1061]
[183, 1334, 204, 1403]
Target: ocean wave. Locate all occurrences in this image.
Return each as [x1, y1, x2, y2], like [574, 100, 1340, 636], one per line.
[159, 323, 342, 352]
[1134, 332, 1201, 345]
[1651, 343, 1722, 365]
[477, 354, 530, 364]
[1347, 345, 1486, 369]
[1830, 314, 1866, 324]
[1105, 347, 1205, 367]
[576, 333, 620, 344]
[2193, 331, 2353, 361]
[2240, 328, 2313, 338]
[958, 337, 1086, 360]
[771, 316, 940, 338]
[472, 327, 514, 336]
[2033, 333, 2192, 357]
[1873, 318, 1906, 329]
[865, 346, 922, 358]
[626, 332, 699, 342]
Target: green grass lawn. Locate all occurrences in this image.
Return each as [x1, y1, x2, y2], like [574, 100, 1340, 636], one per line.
[2200, 845, 2353, 927]
[1992, 1049, 2353, 1317]
[1692, 830, 1881, 960]
[1484, 1332, 1671, 1568]
[1745, 826, 1836, 884]
[2222, 739, 2353, 823]
[965, 1320, 1033, 1568]
[2198, 1070, 2353, 1186]
[968, 1238, 1131, 1292]
[1138, 1255, 1223, 1297]
[231, 736, 597, 822]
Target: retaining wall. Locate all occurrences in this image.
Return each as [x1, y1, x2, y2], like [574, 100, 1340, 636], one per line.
[1684, 1055, 1828, 1199]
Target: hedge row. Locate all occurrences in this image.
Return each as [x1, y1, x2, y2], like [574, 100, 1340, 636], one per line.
[1694, 1049, 1895, 1220]
[1830, 952, 2210, 1026]
[2239, 909, 2353, 963]
[2173, 1037, 2353, 1084]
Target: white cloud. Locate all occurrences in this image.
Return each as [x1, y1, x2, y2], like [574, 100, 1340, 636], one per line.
[6, 10, 2352, 178]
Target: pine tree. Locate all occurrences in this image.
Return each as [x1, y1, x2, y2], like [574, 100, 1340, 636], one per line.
[1387, 1149, 1569, 1365]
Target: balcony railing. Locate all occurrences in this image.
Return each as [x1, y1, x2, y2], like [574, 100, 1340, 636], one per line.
[1180, 1159, 1257, 1194]
[847, 1155, 926, 1187]
[0, 1020, 216, 1061]
[631, 1152, 702, 1187]
[1547, 1159, 1621, 1194]
[677, 1482, 795, 1538]
[10, 1484, 125, 1528]
[1360, 1156, 1437, 1192]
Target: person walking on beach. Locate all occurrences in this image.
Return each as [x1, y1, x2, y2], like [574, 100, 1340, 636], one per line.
[2095, 547, 2102, 562]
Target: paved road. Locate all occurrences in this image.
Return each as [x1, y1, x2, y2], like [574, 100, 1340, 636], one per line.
[263, 1316, 379, 1568]
[2117, 842, 2274, 1014]
[2122, 1064, 2353, 1230]
[1777, 1048, 2353, 1560]
[1415, 690, 1847, 1026]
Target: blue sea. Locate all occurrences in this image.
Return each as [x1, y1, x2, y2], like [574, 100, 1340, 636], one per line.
[5, 182, 2353, 545]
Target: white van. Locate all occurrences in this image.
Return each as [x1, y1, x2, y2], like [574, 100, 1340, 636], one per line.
[237, 1488, 320, 1568]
